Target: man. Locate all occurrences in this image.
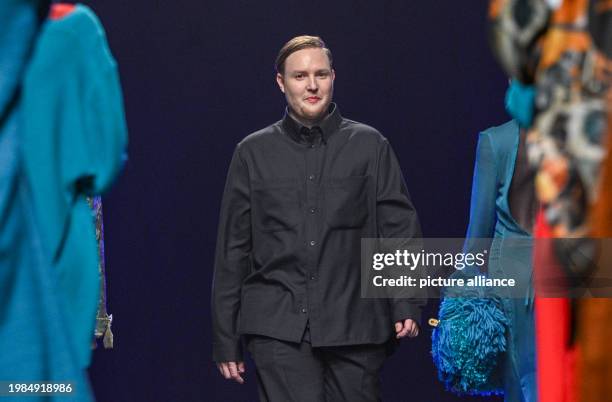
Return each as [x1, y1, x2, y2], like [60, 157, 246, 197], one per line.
[212, 35, 423, 401]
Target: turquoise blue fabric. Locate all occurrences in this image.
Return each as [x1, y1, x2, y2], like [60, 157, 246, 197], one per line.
[1, 2, 94, 400]
[505, 80, 535, 128]
[463, 120, 537, 402]
[0, 2, 126, 400]
[0, 0, 41, 115]
[21, 4, 128, 369]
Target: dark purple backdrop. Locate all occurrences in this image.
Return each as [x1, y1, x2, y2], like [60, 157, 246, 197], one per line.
[80, 1, 509, 401]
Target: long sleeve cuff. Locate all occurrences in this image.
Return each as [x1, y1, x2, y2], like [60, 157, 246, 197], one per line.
[390, 301, 423, 326]
[212, 340, 244, 363]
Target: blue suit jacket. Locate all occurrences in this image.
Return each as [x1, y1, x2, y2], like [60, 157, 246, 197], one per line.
[464, 120, 537, 402]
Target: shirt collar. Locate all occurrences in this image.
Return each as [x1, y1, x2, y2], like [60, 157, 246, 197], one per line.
[281, 103, 342, 145]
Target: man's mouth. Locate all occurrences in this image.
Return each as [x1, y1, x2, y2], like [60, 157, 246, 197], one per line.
[305, 97, 321, 104]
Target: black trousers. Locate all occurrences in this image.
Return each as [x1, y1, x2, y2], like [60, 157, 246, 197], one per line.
[246, 333, 387, 402]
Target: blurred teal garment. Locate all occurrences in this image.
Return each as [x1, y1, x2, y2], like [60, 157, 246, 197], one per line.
[463, 120, 537, 402]
[0, 115, 95, 402]
[0, 2, 94, 400]
[0, 0, 40, 114]
[0, 2, 126, 400]
[21, 4, 128, 369]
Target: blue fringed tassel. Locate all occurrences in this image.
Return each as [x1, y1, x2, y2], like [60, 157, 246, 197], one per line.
[431, 284, 509, 396]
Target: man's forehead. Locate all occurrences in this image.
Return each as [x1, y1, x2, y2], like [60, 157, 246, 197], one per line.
[284, 48, 331, 71]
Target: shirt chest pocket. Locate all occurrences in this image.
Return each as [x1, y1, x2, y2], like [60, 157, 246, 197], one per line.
[251, 179, 301, 232]
[323, 176, 370, 229]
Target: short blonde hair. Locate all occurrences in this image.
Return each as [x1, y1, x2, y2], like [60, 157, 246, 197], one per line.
[275, 35, 333, 75]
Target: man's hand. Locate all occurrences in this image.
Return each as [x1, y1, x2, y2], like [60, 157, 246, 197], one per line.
[217, 361, 245, 384]
[395, 319, 419, 339]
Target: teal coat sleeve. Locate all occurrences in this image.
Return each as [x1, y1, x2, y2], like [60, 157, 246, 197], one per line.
[466, 132, 498, 238]
[22, 5, 128, 368]
[461, 132, 498, 274]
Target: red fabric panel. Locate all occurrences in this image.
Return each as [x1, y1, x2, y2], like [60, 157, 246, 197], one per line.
[534, 211, 576, 402]
[49, 3, 76, 20]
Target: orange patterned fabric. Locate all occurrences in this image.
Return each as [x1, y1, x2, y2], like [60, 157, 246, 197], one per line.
[488, 2, 612, 401]
[577, 105, 612, 402]
[489, 0, 611, 238]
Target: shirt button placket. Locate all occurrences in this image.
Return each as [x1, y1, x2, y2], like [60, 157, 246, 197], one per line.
[304, 147, 319, 333]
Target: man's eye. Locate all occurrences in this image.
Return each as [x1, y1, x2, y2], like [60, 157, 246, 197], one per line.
[295, 74, 304, 79]
[317, 72, 329, 78]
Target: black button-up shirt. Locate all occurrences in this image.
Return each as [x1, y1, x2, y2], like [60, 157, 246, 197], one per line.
[212, 104, 423, 362]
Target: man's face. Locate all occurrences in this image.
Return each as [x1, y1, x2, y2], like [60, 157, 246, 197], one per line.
[276, 47, 335, 125]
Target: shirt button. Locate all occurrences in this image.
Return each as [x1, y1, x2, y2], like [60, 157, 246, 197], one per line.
[309, 240, 317, 246]
[310, 144, 316, 149]
[310, 275, 316, 280]
[309, 207, 316, 214]
[308, 174, 315, 181]
[301, 308, 308, 314]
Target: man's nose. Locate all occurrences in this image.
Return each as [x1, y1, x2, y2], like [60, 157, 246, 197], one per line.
[306, 76, 318, 91]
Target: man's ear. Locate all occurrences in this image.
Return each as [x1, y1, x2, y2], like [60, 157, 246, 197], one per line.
[331, 69, 336, 82]
[276, 73, 285, 93]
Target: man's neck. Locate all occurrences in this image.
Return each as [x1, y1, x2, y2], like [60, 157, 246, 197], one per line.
[288, 109, 325, 129]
